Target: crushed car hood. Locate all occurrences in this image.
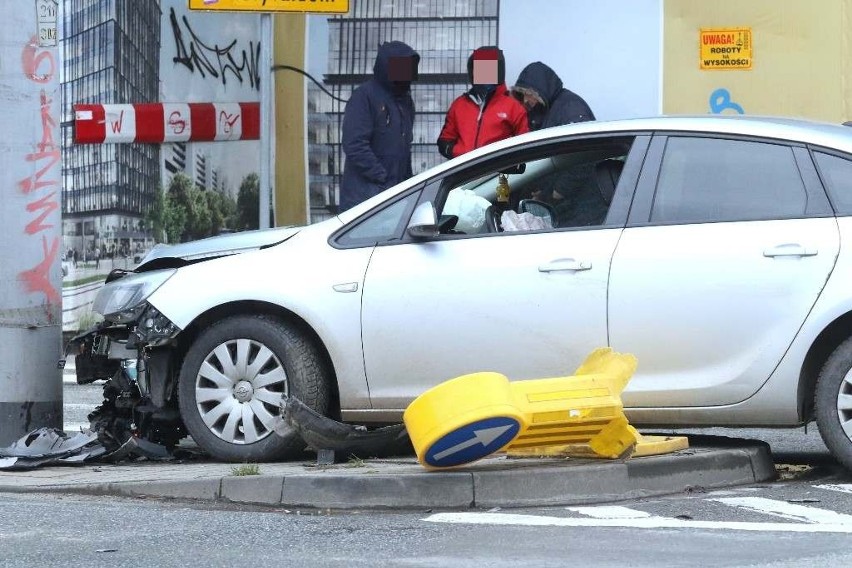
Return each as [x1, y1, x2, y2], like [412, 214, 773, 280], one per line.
[136, 226, 301, 271]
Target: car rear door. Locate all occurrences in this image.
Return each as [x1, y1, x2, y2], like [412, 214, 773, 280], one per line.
[609, 134, 840, 408]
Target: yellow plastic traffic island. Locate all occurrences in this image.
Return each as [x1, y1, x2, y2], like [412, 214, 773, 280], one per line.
[403, 348, 687, 470]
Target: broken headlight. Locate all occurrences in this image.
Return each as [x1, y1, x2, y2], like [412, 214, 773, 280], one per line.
[93, 269, 176, 324]
[133, 304, 180, 346]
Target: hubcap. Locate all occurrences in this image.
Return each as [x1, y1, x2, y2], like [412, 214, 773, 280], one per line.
[195, 338, 288, 445]
[233, 380, 254, 403]
[837, 369, 852, 440]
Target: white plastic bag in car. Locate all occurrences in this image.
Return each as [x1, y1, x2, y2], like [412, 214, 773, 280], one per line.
[501, 210, 551, 232]
[443, 189, 492, 232]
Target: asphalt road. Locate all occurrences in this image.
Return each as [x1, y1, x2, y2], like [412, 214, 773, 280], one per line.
[4, 482, 852, 568]
[0, 382, 840, 567]
[63, 380, 102, 432]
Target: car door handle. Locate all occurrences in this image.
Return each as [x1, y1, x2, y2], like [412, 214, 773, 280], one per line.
[763, 244, 818, 258]
[538, 259, 592, 272]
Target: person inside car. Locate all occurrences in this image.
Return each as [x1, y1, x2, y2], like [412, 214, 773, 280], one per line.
[511, 61, 595, 130]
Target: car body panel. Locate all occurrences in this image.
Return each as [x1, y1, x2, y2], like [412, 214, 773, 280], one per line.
[146, 219, 378, 409]
[138, 226, 301, 268]
[611, 217, 840, 407]
[626, 215, 847, 427]
[360, 228, 622, 407]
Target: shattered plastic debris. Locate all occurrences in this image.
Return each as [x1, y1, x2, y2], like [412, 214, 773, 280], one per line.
[0, 428, 97, 458]
[276, 396, 414, 459]
[0, 426, 173, 471]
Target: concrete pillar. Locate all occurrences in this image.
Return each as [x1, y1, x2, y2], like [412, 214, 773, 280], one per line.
[274, 13, 309, 226]
[0, 1, 63, 444]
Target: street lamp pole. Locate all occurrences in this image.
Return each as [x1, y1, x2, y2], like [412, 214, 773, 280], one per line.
[259, 13, 273, 229]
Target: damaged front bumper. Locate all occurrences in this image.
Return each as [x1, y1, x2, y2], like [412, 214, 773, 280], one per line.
[64, 302, 186, 453]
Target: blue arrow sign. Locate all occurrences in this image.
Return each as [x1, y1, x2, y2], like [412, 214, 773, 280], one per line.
[425, 416, 520, 468]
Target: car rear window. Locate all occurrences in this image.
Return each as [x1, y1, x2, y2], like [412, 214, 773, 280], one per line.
[651, 137, 807, 224]
[814, 151, 852, 216]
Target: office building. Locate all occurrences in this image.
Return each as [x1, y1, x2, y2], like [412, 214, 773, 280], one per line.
[308, 0, 499, 222]
[61, 0, 162, 253]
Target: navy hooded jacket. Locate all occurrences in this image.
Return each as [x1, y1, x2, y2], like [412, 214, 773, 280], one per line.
[339, 41, 419, 212]
[514, 62, 595, 130]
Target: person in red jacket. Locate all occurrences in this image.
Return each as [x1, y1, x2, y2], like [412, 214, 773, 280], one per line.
[437, 46, 529, 159]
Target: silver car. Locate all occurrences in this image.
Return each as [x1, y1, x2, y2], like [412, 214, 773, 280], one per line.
[83, 115, 852, 468]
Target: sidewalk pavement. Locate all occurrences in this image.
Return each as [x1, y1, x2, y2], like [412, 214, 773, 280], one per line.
[53, 358, 775, 509]
[0, 436, 776, 510]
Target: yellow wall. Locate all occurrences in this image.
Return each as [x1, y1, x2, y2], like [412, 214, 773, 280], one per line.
[664, 0, 851, 121]
[274, 14, 309, 226]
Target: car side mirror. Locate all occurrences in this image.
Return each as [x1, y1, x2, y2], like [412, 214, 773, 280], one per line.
[500, 163, 526, 175]
[407, 201, 439, 240]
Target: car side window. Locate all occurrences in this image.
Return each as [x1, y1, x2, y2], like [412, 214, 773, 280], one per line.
[651, 137, 808, 224]
[814, 151, 852, 216]
[436, 138, 634, 236]
[336, 192, 419, 247]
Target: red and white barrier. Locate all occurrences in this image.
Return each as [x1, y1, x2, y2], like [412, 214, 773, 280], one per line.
[73, 102, 260, 144]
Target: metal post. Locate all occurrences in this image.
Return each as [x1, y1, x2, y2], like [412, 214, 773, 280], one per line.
[259, 13, 273, 229]
[0, 0, 63, 445]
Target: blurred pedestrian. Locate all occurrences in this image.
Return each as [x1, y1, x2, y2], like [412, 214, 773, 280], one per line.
[511, 61, 595, 130]
[437, 46, 529, 159]
[339, 41, 420, 212]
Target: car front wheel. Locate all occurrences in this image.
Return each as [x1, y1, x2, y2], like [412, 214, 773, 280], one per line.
[178, 314, 330, 462]
[815, 337, 852, 471]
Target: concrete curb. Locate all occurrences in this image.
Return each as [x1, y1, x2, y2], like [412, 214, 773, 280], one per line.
[0, 441, 776, 510]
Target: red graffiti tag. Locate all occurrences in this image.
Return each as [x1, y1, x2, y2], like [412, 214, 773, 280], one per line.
[21, 35, 55, 83]
[168, 110, 187, 135]
[35, 90, 56, 151]
[25, 192, 58, 234]
[18, 146, 60, 194]
[18, 91, 59, 194]
[17, 37, 60, 307]
[109, 109, 125, 133]
[20, 235, 60, 304]
[219, 110, 239, 135]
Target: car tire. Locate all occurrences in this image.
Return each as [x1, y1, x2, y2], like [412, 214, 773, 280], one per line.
[815, 337, 852, 470]
[178, 314, 330, 462]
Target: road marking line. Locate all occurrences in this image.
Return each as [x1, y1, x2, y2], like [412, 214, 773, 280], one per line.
[711, 497, 852, 525]
[815, 484, 852, 495]
[567, 506, 652, 519]
[423, 512, 852, 533]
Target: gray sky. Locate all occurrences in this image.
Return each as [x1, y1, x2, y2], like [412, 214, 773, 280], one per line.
[307, 15, 329, 79]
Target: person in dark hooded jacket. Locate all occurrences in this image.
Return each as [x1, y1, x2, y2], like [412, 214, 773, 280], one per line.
[339, 41, 420, 212]
[512, 61, 595, 130]
[512, 62, 601, 229]
[437, 46, 529, 159]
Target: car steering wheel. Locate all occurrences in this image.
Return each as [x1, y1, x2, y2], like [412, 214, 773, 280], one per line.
[438, 215, 459, 234]
[484, 206, 500, 233]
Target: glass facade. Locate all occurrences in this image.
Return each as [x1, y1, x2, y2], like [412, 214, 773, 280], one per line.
[61, 0, 161, 249]
[308, 0, 499, 222]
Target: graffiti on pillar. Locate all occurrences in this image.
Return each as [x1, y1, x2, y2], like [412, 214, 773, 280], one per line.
[18, 36, 60, 307]
[709, 88, 745, 114]
[168, 6, 261, 91]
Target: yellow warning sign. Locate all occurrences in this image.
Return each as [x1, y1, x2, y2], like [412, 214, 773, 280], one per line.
[188, 0, 349, 13]
[700, 27, 752, 70]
